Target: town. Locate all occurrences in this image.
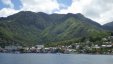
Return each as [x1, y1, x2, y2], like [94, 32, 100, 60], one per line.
[0, 36, 113, 54]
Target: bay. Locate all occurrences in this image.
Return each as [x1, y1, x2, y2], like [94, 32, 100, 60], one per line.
[0, 53, 113, 64]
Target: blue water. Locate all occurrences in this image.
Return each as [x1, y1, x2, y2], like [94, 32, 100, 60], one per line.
[0, 53, 113, 64]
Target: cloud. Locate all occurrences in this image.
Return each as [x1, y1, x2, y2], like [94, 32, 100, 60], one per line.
[82, 0, 113, 24]
[56, 0, 113, 25]
[1, 0, 14, 8]
[20, 0, 59, 14]
[0, 0, 113, 25]
[0, 8, 19, 17]
[0, 0, 59, 17]
[55, 0, 92, 14]
[0, 0, 20, 17]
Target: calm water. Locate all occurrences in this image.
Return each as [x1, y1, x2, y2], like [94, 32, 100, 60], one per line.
[0, 53, 113, 64]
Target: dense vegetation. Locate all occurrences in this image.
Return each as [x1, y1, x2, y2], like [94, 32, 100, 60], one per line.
[0, 11, 111, 47]
[103, 21, 113, 31]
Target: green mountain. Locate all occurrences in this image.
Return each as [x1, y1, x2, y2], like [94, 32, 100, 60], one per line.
[103, 21, 113, 31]
[0, 11, 109, 46]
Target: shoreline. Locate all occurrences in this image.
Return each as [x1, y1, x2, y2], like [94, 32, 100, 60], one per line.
[0, 52, 113, 55]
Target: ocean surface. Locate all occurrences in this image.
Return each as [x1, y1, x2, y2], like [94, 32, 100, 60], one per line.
[0, 53, 113, 64]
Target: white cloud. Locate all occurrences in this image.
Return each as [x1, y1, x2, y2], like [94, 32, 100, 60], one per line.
[20, 0, 59, 14]
[0, 0, 59, 17]
[82, 0, 113, 25]
[0, 8, 19, 17]
[0, 0, 19, 17]
[1, 0, 14, 8]
[55, 0, 92, 14]
[56, 0, 113, 25]
[0, 0, 113, 25]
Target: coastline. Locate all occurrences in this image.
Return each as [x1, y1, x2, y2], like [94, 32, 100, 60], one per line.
[0, 52, 113, 55]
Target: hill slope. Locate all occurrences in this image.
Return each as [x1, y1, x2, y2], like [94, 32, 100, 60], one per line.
[103, 21, 113, 31]
[0, 11, 109, 46]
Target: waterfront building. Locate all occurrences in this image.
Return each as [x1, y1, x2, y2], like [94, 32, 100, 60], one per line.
[35, 45, 44, 49]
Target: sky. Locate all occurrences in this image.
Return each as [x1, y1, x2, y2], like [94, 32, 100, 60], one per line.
[0, 0, 113, 25]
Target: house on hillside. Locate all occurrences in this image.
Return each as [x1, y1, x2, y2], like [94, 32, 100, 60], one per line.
[35, 45, 44, 49]
[101, 45, 112, 48]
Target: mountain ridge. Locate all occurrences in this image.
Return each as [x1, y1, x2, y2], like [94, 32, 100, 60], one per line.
[103, 21, 113, 31]
[0, 11, 109, 46]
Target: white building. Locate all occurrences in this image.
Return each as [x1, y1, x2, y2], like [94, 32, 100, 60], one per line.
[102, 45, 112, 48]
[35, 45, 44, 49]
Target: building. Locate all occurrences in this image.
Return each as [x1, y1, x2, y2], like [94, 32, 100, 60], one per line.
[101, 45, 112, 48]
[35, 45, 44, 49]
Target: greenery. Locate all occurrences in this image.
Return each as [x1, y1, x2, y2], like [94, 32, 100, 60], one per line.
[0, 11, 111, 47]
[103, 21, 113, 31]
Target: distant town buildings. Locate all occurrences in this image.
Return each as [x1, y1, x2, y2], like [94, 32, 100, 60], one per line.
[0, 36, 113, 54]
